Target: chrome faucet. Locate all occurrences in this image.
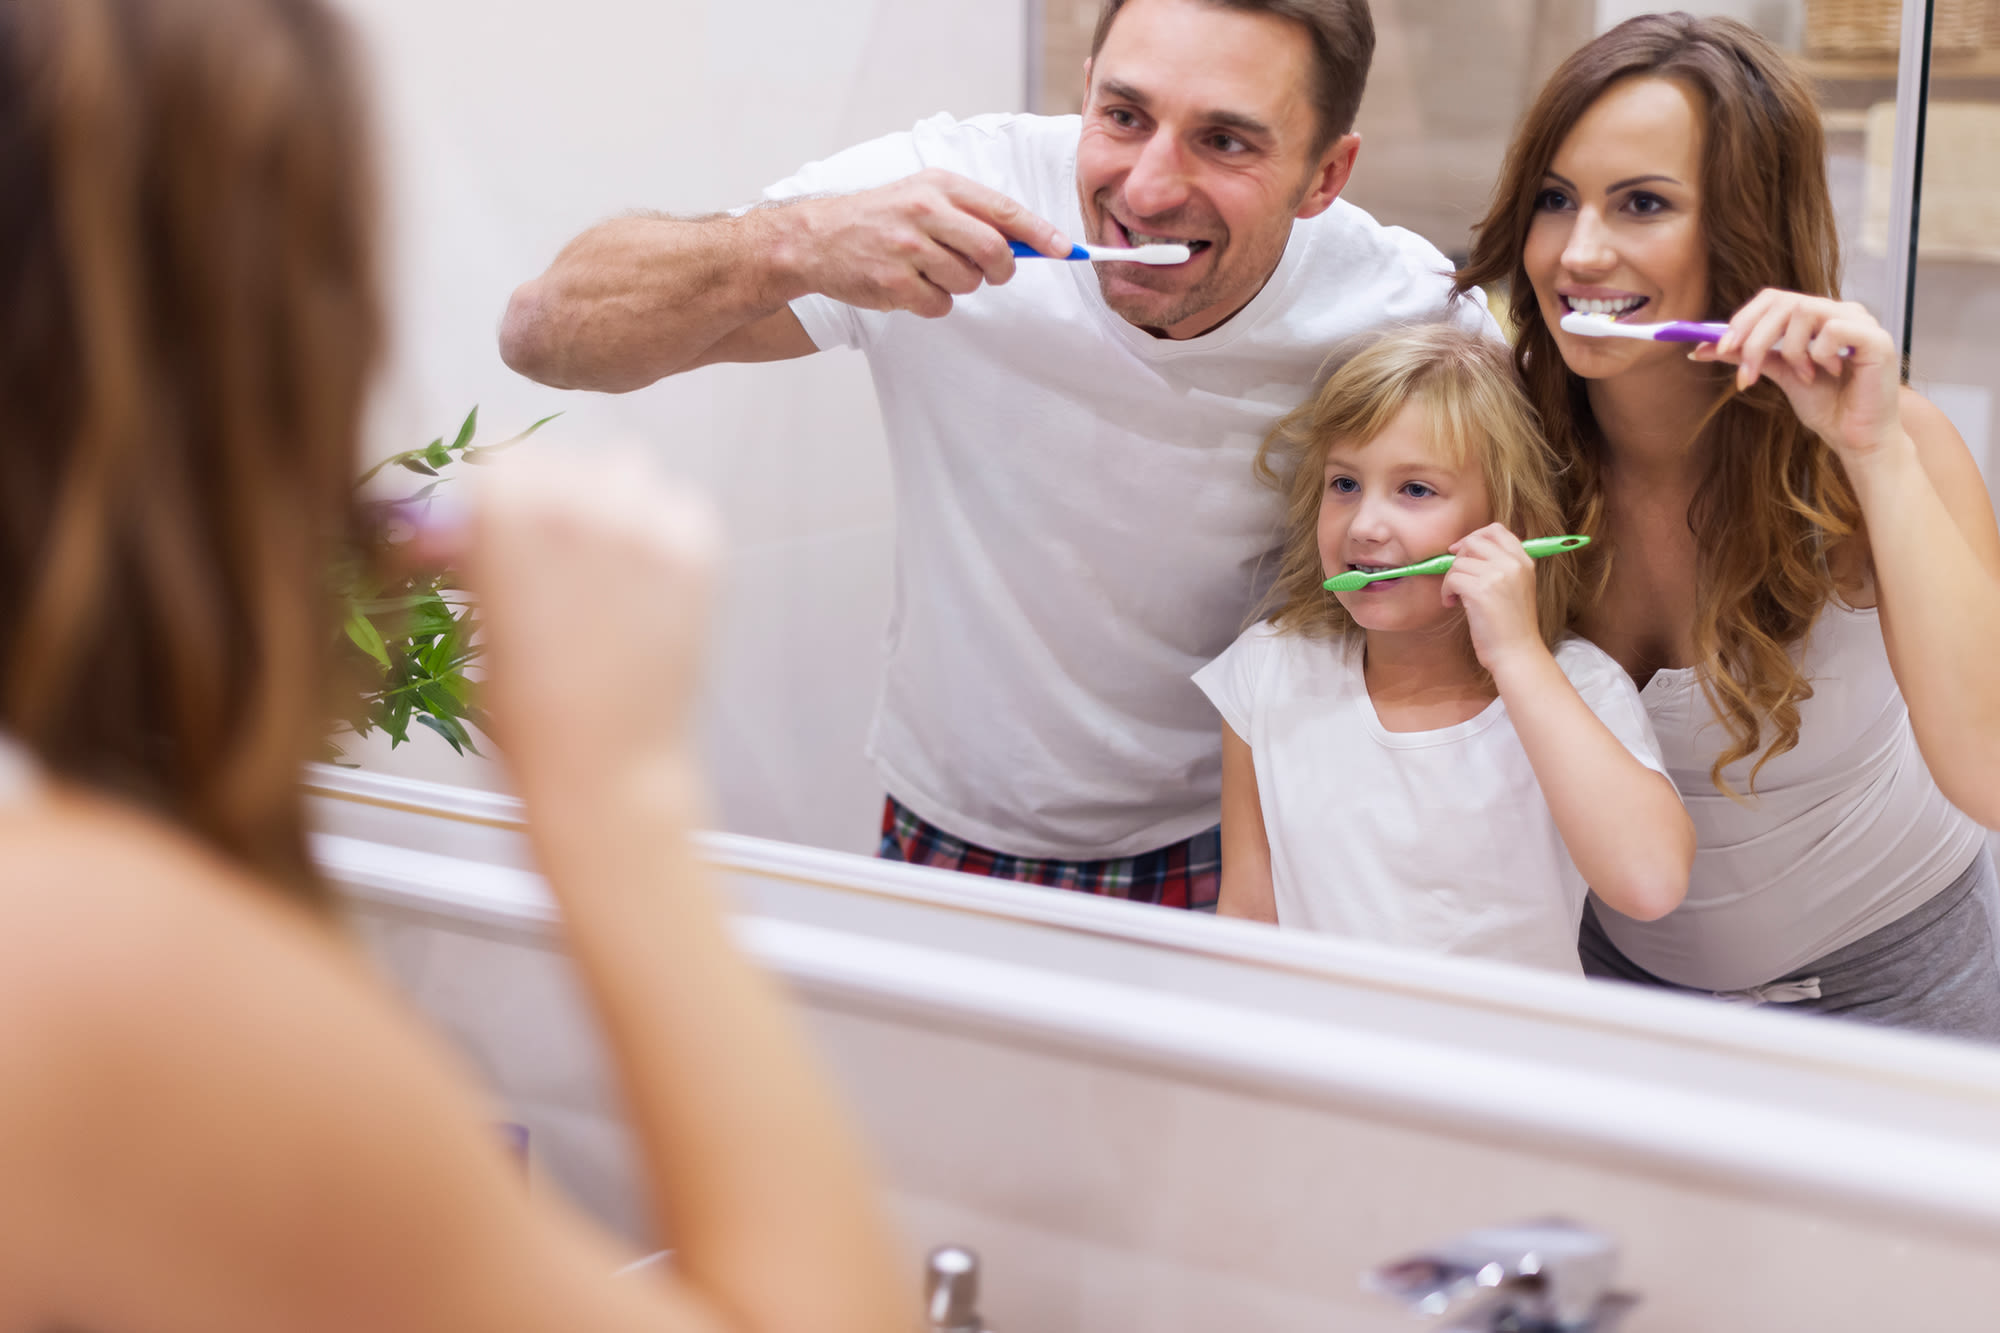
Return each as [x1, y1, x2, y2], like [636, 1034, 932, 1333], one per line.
[1366, 1218, 1637, 1332]
[925, 1244, 987, 1333]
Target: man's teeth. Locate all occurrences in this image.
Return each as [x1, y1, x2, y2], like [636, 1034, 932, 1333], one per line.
[1123, 227, 1206, 250]
[1566, 296, 1646, 317]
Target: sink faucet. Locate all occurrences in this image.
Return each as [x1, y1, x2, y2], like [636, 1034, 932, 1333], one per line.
[925, 1244, 987, 1333]
[1367, 1218, 1637, 1332]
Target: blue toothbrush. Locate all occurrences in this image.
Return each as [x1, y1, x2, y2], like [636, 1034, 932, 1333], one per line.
[1009, 239, 1191, 265]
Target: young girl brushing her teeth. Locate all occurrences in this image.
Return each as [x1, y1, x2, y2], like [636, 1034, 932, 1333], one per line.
[1194, 324, 1693, 974]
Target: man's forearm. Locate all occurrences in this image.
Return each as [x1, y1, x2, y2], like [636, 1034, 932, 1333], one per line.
[500, 207, 808, 393]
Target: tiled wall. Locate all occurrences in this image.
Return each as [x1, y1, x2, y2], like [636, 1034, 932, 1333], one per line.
[328, 0, 1028, 852]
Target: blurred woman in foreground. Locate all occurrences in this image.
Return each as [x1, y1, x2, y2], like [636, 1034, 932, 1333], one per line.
[0, 0, 911, 1327]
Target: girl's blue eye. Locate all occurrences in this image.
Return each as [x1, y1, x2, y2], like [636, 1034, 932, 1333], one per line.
[1329, 476, 1359, 494]
[1401, 481, 1434, 499]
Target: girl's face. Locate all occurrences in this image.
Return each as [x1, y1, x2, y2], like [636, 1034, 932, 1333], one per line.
[1524, 76, 1710, 381]
[1319, 402, 1493, 633]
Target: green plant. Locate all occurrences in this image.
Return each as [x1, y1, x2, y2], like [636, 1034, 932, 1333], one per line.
[328, 407, 558, 762]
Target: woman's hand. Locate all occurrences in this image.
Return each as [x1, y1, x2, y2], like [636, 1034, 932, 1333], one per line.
[1442, 523, 1546, 676]
[413, 452, 917, 1333]
[449, 447, 720, 801]
[1692, 288, 1904, 467]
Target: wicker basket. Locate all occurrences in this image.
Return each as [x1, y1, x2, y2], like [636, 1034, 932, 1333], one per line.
[1805, 0, 1989, 57]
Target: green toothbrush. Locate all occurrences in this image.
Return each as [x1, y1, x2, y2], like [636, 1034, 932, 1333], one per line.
[1323, 534, 1591, 592]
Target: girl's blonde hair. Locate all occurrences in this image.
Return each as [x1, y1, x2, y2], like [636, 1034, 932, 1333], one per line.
[1255, 323, 1576, 660]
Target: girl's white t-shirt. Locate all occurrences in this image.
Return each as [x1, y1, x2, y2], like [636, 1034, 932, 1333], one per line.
[1193, 624, 1672, 975]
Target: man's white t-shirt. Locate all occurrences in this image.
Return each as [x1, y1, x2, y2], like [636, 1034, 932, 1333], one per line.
[764, 112, 1497, 860]
[1193, 624, 1672, 975]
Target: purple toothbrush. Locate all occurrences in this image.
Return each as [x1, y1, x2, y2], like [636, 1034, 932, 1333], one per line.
[1560, 311, 1727, 342]
[1561, 310, 1854, 355]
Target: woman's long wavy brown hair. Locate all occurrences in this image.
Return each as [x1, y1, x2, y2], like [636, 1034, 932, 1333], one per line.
[1255, 322, 1576, 677]
[1454, 13, 1860, 794]
[0, 0, 381, 906]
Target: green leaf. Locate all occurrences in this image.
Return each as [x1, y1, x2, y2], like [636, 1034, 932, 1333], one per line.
[423, 439, 453, 470]
[408, 593, 455, 639]
[437, 671, 473, 707]
[355, 592, 430, 616]
[385, 693, 413, 746]
[399, 458, 440, 477]
[449, 406, 479, 454]
[343, 611, 391, 670]
[416, 712, 476, 756]
[419, 631, 474, 680]
[355, 451, 408, 486]
[463, 411, 562, 463]
[417, 682, 466, 720]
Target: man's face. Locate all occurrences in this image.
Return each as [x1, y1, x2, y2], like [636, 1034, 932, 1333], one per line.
[1075, 0, 1359, 340]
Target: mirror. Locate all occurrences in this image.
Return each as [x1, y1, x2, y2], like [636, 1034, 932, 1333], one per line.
[329, 0, 2000, 1045]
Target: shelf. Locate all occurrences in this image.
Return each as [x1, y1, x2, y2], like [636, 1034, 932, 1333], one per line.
[1804, 48, 2000, 82]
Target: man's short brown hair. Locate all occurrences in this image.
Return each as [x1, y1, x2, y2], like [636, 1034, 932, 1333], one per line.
[1089, 0, 1375, 153]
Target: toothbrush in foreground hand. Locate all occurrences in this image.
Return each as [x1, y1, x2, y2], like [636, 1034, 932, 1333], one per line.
[1323, 535, 1591, 592]
[1009, 239, 1192, 266]
[1560, 310, 1854, 356]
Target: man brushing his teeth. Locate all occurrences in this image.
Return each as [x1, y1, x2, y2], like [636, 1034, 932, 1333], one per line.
[501, 0, 1497, 909]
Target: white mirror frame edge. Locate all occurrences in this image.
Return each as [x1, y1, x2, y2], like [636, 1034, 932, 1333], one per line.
[305, 761, 2000, 1249]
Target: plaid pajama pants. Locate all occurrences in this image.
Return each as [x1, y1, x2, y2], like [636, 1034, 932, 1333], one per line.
[877, 794, 1220, 911]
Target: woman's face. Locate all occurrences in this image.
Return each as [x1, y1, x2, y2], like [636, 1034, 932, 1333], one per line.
[1524, 76, 1710, 381]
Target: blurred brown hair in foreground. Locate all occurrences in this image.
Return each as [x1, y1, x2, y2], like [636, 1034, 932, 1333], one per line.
[0, 0, 381, 906]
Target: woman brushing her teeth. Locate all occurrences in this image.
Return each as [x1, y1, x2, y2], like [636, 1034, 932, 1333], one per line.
[1457, 13, 2000, 1035]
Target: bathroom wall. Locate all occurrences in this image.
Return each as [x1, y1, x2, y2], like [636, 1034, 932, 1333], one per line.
[327, 0, 1028, 853]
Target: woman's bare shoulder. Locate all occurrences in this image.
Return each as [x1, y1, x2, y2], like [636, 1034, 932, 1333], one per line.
[0, 789, 379, 1144]
[0, 795, 341, 1303]
[0, 790, 586, 1328]
[0, 790, 344, 1015]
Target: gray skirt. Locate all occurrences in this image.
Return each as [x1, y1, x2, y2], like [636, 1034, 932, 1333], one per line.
[1578, 846, 2000, 1043]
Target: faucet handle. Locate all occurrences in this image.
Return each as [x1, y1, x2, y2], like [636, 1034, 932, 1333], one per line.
[1366, 1218, 1637, 1332]
[925, 1244, 985, 1333]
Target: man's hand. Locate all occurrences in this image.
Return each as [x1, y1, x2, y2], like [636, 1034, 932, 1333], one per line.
[499, 170, 1074, 392]
[789, 168, 1072, 319]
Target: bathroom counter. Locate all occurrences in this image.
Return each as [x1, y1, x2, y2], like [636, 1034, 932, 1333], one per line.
[310, 764, 2000, 1332]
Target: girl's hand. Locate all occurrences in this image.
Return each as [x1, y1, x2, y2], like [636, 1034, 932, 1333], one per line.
[1691, 288, 1904, 467]
[1442, 523, 1545, 675]
[446, 447, 720, 800]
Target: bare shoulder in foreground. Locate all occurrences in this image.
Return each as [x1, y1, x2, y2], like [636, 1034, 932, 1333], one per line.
[0, 791, 688, 1333]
